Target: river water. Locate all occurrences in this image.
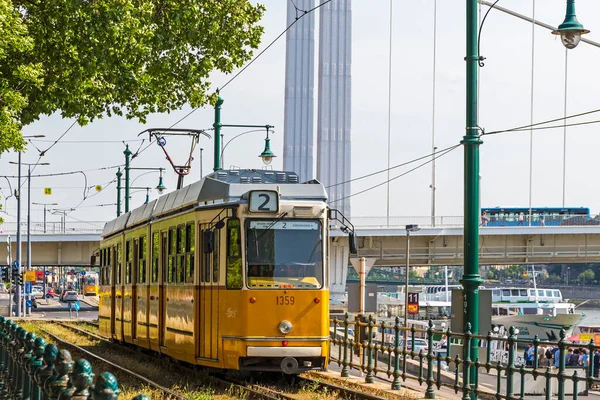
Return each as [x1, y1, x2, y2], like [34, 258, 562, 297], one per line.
[581, 308, 600, 326]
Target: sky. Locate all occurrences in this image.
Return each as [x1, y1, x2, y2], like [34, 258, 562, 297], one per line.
[2, 0, 600, 230]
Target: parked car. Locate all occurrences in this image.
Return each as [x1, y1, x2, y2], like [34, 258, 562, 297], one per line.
[399, 338, 429, 354]
[62, 291, 79, 302]
[31, 287, 44, 299]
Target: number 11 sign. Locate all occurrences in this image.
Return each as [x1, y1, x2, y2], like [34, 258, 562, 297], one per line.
[407, 292, 419, 314]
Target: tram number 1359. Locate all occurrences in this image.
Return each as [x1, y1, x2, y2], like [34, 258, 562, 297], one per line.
[276, 296, 295, 305]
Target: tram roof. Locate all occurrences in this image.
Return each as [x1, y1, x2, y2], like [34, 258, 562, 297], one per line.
[102, 169, 327, 237]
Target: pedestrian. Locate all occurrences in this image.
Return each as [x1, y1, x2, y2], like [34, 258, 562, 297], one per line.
[593, 350, 600, 378]
[554, 346, 561, 367]
[580, 349, 589, 368]
[518, 212, 524, 226]
[439, 335, 447, 349]
[539, 212, 546, 226]
[481, 211, 489, 227]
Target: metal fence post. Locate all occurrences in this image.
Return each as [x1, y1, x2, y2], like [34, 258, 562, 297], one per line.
[15, 327, 26, 399]
[366, 315, 375, 383]
[392, 317, 401, 390]
[91, 372, 121, 399]
[462, 323, 472, 400]
[22, 331, 36, 400]
[29, 337, 46, 400]
[573, 370, 579, 400]
[341, 313, 350, 378]
[68, 359, 94, 398]
[35, 343, 57, 397]
[46, 349, 74, 399]
[506, 326, 516, 397]
[425, 320, 435, 399]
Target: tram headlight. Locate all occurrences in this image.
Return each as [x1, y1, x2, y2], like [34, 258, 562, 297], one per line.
[278, 320, 293, 335]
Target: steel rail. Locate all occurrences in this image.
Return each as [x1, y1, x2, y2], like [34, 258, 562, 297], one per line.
[53, 322, 297, 400]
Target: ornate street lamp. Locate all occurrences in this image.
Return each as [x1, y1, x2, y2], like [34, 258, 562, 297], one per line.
[552, 0, 590, 49]
[259, 130, 276, 166]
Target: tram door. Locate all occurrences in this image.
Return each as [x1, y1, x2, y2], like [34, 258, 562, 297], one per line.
[110, 246, 116, 338]
[197, 223, 219, 360]
[131, 238, 138, 340]
[159, 231, 168, 348]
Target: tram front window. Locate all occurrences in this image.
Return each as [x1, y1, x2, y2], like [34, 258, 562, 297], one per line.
[85, 276, 97, 286]
[246, 220, 323, 289]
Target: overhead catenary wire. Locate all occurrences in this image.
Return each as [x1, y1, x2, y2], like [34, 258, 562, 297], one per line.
[329, 144, 460, 204]
[484, 119, 600, 135]
[326, 144, 459, 189]
[143, 0, 333, 138]
[38, 119, 78, 156]
[480, 106, 600, 136]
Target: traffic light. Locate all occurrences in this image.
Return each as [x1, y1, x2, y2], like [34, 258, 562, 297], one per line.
[16, 272, 23, 286]
[1, 267, 7, 282]
[12, 271, 22, 286]
[11, 265, 18, 285]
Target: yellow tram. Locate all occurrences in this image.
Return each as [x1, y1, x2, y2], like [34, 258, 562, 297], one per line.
[98, 169, 356, 373]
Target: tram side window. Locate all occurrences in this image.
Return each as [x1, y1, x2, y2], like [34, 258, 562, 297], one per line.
[226, 219, 242, 289]
[125, 240, 132, 284]
[151, 232, 159, 283]
[213, 228, 220, 283]
[168, 228, 176, 283]
[185, 223, 195, 284]
[108, 247, 113, 285]
[116, 243, 122, 285]
[177, 225, 185, 283]
[200, 223, 211, 283]
[138, 236, 146, 284]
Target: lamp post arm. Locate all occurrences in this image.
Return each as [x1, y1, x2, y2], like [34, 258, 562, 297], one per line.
[130, 170, 159, 187]
[221, 129, 270, 166]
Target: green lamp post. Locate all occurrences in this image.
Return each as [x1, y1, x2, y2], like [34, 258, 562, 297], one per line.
[212, 93, 275, 171]
[464, 1, 588, 397]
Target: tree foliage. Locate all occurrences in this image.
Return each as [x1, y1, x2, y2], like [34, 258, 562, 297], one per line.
[0, 0, 266, 153]
[578, 269, 595, 284]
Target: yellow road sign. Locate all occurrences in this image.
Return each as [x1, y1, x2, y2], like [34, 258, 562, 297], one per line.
[25, 271, 36, 282]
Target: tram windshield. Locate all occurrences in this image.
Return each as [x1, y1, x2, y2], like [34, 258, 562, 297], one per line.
[246, 219, 323, 289]
[84, 275, 98, 286]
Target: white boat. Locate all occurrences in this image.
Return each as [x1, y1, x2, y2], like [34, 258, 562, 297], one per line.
[489, 287, 584, 341]
[378, 285, 584, 341]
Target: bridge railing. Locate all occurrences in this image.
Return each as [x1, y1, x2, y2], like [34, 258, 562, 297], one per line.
[351, 214, 600, 229]
[0, 221, 106, 235]
[329, 314, 599, 399]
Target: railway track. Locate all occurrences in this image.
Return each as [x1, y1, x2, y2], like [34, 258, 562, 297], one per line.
[53, 321, 389, 400]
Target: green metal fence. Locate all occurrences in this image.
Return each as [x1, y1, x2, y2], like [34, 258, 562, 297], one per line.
[330, 314, 600, 400]
[0, 316, 150, 399]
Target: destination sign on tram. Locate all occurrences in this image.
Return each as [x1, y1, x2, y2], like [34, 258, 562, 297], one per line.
[249, 221, 319, 230]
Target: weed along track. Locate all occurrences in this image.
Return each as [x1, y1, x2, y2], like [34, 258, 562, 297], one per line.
[24, 321, 399, 400]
